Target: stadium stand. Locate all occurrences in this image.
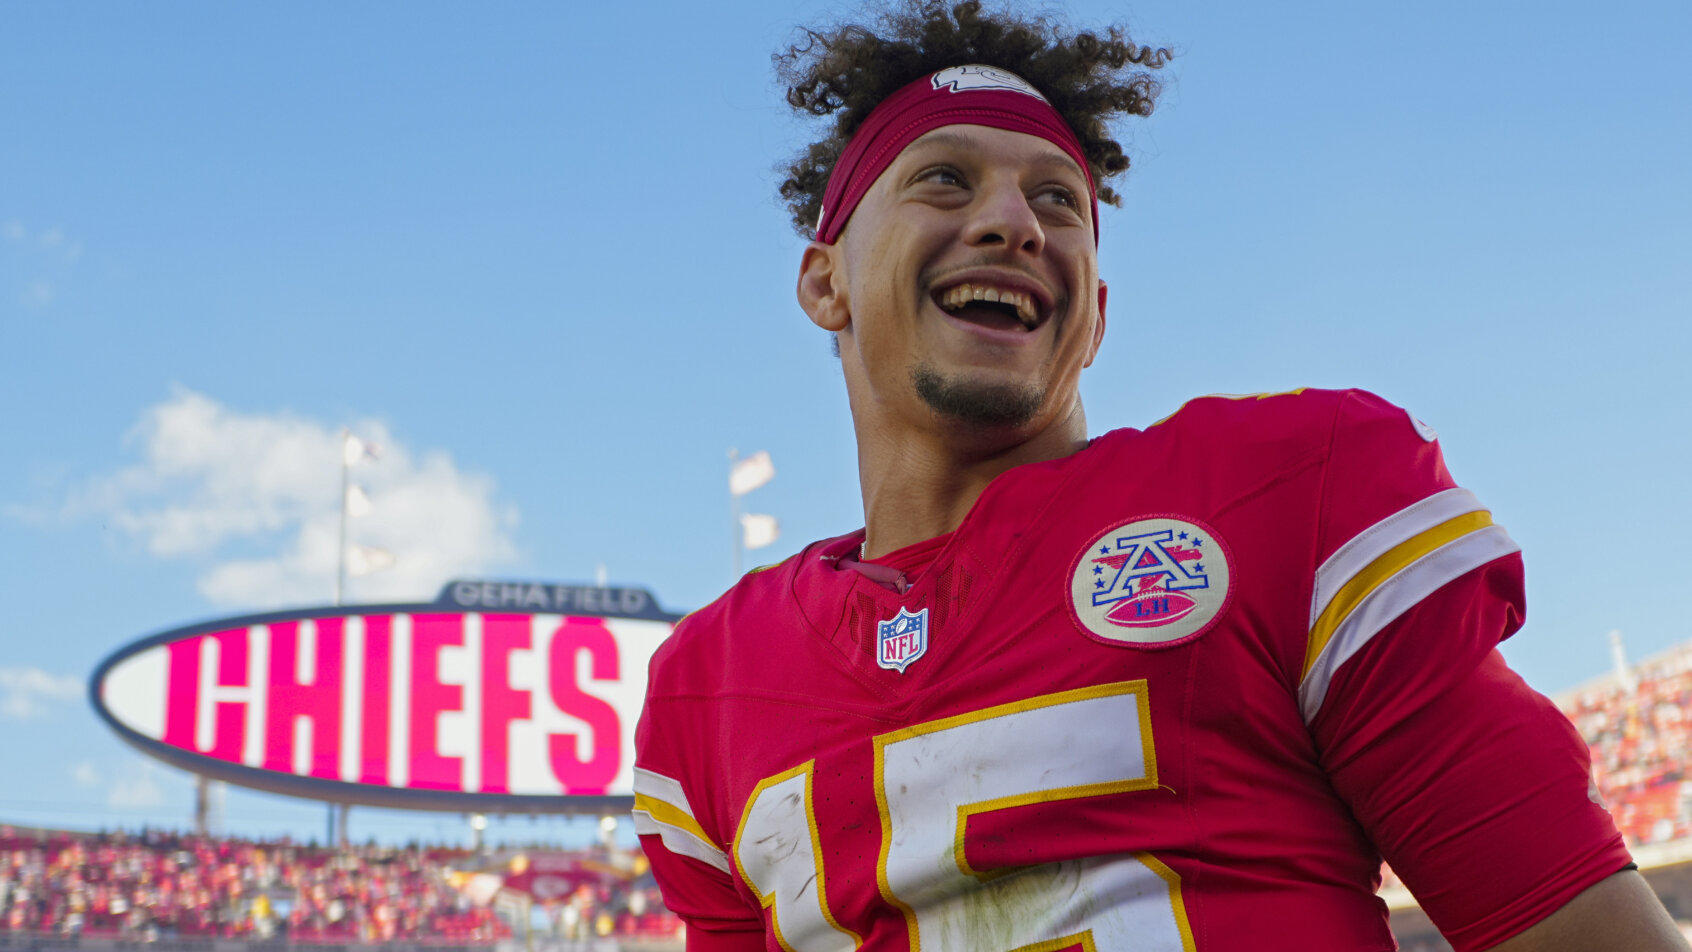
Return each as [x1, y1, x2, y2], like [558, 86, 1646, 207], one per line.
[0, 826, 681, 948]
[1562, 642, 1692, 846]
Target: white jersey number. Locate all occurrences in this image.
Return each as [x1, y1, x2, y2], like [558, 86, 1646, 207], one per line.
[737, 681, 1193, 951]
[734, 761, 862, 952]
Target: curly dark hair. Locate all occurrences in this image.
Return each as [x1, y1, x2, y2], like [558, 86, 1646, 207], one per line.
[775, 0, 1171, 237]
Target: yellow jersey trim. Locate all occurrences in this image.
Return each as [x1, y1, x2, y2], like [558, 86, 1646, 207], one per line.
[1303, 509, 1494, 677]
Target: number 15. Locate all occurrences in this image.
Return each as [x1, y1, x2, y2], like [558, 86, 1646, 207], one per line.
[734, 680, 1194, 952]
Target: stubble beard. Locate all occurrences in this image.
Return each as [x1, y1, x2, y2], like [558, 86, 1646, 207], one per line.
[911, 364, 1044, 429]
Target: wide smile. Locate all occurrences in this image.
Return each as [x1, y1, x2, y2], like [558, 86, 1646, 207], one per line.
[929, 275, 1054, 335]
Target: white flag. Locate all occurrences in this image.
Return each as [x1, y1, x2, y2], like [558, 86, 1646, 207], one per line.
[740, 513, 780, 550]
[343, 433, 380, 467]
[345, 483, 372, 518]
[729, 451, 775, 496]
[347, 544, 396, 577]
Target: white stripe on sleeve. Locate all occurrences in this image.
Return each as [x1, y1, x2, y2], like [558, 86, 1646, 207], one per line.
[1310, 488, 1486, 628]
[632, 766, 731, 874]
[1300, 524, 1520, 724]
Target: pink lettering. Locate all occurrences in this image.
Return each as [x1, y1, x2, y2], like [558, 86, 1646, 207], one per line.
[359, 615, 392, 785]
[162, 629, 248, 761]
[408, 613, 464, 791]
[479, 615, 532, 794]
[546, 617, 621, 795]
[263, 619, 344, 779]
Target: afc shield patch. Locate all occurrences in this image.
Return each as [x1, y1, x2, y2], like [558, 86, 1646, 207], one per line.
[1068, 515, 1233, 648]
[877, 607, 930, 674]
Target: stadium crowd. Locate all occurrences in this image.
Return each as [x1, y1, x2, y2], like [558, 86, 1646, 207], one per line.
[539, 878, 676, 942]
[1562, 644, 1692, 846]
[0, 826, 677, 945]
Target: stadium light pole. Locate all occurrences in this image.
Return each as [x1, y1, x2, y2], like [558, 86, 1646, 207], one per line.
[1610, 629, 1638, 695]
[194, 776, 209, 835]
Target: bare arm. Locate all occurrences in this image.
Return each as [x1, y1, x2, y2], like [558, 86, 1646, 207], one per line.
[1486, 870, 1688, 951]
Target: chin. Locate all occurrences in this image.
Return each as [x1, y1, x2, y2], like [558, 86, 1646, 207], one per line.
[912, 365, 1044, 429]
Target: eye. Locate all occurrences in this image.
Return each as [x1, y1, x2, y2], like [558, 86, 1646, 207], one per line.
[914, 165, 967, 188]
[1036, 185, 1080, 210]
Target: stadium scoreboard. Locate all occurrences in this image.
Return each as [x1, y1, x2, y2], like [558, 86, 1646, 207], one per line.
[89, 579, 682, 813]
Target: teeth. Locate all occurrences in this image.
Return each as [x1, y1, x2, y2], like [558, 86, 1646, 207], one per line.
[938, 283, 1039, 328]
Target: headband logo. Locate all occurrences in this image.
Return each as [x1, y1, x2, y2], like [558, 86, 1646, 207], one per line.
[930, 65, 1048, 103]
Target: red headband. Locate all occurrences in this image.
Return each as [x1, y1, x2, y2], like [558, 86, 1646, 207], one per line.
[815, 65, 1098, 245]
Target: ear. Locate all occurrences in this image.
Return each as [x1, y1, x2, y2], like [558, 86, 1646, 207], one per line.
[1083, 279, 1108, 367]
[797, 241, 849, 332]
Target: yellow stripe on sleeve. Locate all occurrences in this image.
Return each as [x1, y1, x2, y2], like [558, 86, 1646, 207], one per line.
[1303, 509, 1494, 677]
[632, 792, 715, 847]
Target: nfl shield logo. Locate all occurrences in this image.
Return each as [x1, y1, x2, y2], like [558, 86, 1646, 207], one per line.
[877, 607, 930, 674]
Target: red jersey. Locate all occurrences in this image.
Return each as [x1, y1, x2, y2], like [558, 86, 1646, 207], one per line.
[634, 389, 1628, 952]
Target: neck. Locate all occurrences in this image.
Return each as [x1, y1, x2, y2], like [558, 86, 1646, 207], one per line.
[855, 400, 1089, 559]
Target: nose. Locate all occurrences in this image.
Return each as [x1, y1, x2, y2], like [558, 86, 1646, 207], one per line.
[963, 176, 1045, 256]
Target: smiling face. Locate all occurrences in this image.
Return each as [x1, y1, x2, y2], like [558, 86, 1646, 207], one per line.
[800, 123, 1107, 445]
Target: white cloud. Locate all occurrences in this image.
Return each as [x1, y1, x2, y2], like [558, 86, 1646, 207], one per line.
[108, 763, 164, 809]
[0, 666, 83, 719]
[74, 388, 520, 609]
[71, 761, 102, 788]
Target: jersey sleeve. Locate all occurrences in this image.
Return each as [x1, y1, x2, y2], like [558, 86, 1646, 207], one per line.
[633, 629, 766, 948]
[1302, 390, 1630, 951]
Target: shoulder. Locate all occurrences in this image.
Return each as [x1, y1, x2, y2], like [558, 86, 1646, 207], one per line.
[1085, 388, 1439, 511]
[1142, 388, 1445, 484]
[635, 532, 856, 851]
[1128, 386, 1483, 581]
[1145, 387, 1432, 447]
[644, 532, 853, 698]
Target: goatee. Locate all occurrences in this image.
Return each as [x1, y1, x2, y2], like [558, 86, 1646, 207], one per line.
[912, 365, 1043, 428]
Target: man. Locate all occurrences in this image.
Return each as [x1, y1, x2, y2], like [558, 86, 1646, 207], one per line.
[632, 2, 1687, 949]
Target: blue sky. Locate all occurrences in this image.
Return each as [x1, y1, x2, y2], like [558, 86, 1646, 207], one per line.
[2, 0, 1687, 845]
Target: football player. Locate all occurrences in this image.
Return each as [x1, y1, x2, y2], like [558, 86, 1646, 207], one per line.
[632, 2, 1687, 949]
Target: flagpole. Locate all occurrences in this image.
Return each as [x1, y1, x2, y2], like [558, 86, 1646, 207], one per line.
[729, 448, 742, 578]
[729, 449, 777, 578]
[333, 429, 350, 847]
[337, 429, 349, 608]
